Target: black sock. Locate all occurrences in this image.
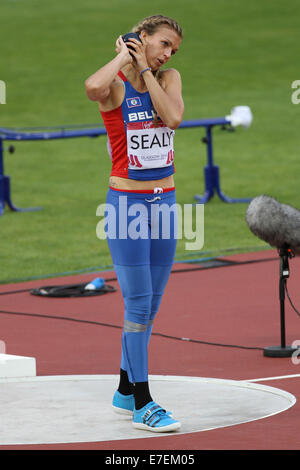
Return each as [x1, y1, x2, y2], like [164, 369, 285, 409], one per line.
[117, 369, 133, 396]
[133, 381, 153, 410]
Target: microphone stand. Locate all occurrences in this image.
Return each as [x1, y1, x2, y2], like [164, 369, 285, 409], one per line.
[264, 245, 299, 357]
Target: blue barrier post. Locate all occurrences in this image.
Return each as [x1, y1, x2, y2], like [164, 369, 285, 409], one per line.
[0, 138, 4, 215]
[190, 121, 252, 204]
[0, 136, 42, 214]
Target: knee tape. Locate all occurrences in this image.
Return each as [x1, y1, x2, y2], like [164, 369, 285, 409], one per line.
[123, 320, 148, 333]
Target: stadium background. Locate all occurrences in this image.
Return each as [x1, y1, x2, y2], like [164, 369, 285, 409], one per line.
[1, 0, 299, 283]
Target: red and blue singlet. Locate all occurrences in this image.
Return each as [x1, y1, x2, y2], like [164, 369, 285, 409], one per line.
[100, 71, 175, 181]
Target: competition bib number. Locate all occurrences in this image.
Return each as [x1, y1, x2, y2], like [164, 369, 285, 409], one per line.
[127, 121, 175, 170]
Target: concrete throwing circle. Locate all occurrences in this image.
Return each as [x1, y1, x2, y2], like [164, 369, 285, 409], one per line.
[0, 374, 296, 445]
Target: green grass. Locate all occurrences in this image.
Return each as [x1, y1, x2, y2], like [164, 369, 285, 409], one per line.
[0, 0, 299, 283]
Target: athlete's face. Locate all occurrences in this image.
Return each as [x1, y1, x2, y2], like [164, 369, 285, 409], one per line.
[141, 26, 181, 71]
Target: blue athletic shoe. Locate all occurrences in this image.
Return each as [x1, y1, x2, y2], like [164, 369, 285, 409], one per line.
[112, 391, 174, 418]
[112, 390, 135, 415]
[132, 401, 181, 432]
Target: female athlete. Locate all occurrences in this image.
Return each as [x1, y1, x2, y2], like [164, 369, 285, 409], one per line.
[85, 15, 184, 432]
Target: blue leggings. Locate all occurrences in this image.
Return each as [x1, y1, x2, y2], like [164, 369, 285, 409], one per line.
[105, 187, 177, 384]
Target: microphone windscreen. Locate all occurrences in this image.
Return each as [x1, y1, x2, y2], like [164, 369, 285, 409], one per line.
[245, 195, 300, 255]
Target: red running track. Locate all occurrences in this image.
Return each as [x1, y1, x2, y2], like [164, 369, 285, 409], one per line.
[0, 249, 300, 450]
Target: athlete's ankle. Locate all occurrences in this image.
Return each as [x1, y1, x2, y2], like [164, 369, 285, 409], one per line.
[117, 368, 133, 396]
[133, 381, 153, 410]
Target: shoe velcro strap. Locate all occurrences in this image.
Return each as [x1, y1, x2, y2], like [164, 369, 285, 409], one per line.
[147, 412, 166, 427]
[142, 405, 165, 424]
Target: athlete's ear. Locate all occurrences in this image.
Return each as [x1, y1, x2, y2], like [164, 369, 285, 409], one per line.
[139, 30, 148, 43]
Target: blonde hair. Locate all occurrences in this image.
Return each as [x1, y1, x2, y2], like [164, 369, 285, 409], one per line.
[131, 14, 183, 39]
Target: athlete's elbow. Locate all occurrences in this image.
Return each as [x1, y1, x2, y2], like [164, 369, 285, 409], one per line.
[167, 108, 184, 129]
[85, 80, 108, 102]
[167, 116, 182, 130]
[85, 80, 98, 101]
[170, 120, 181, 130]
[85, 89, 98, 101]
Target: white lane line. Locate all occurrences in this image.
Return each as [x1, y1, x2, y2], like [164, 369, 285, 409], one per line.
[241, 373, 300, 383]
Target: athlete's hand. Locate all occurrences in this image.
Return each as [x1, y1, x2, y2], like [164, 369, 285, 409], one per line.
[115, 36, 133, 66]
[125, 37, 149, 73]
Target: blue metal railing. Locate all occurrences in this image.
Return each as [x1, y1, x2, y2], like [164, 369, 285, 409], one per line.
[0, 118, 252, 215]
